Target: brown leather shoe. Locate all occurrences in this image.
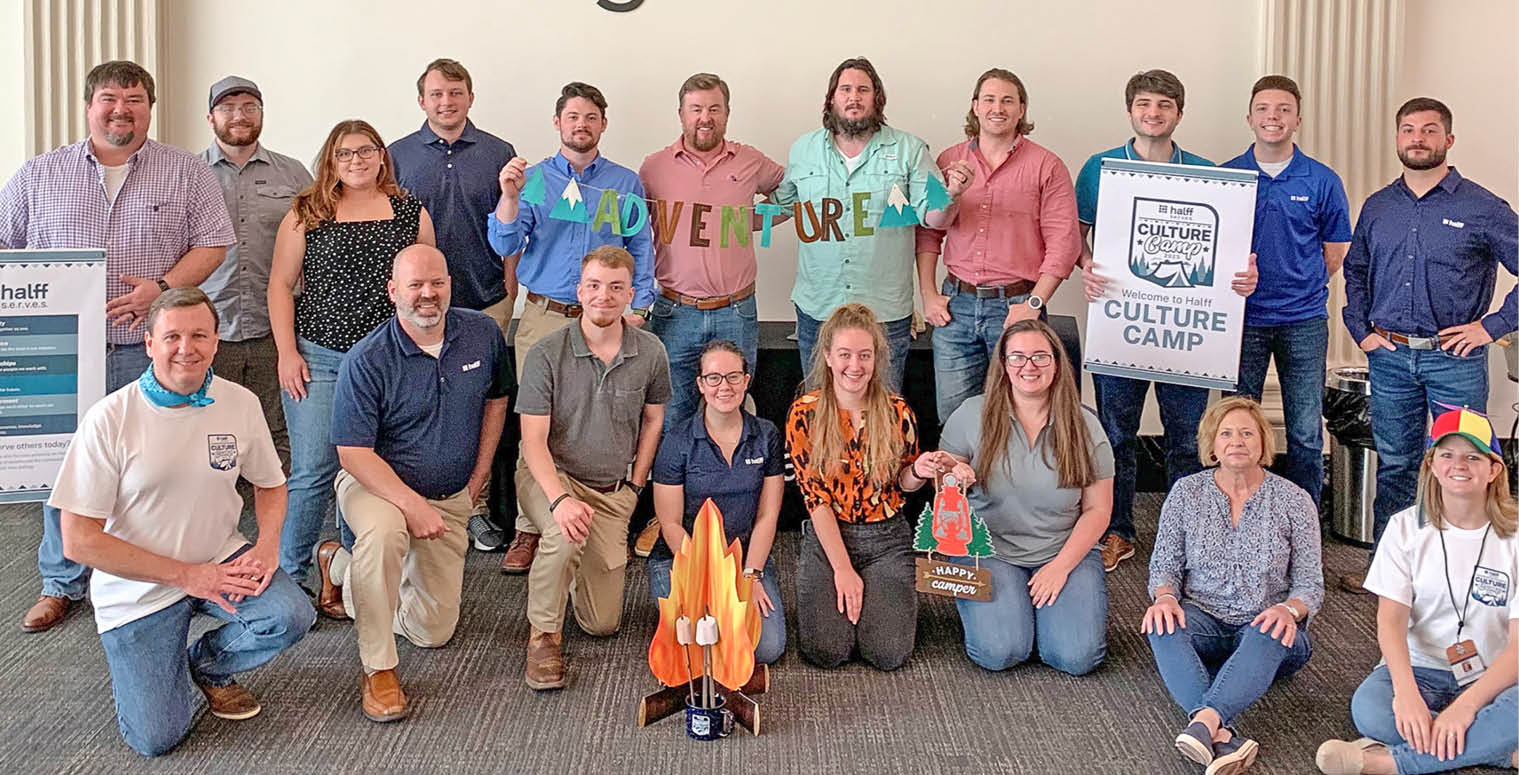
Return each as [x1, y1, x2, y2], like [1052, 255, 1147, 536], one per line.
[1339, 571, 1372, 595]
[21, 595, 70, 633]
[314, 541, 350, 620]
[1099, 533, 1135, 572]
[196, 680, 261, 720]
[501, 531, 540, 575]
[525, 627, 566, 690]
[633, 520, 661, 558]
[360, 669, 410, 722]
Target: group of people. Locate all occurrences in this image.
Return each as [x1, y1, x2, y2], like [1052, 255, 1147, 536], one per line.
[0, 55, 1513, 774]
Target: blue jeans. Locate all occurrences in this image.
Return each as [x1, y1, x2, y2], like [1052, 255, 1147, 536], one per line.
[1365, 343, 1488, 544]
[930, 278, 1041, 423]
[795, 305, 911, 393]
[1093, 374, 1209, 542]
[1234, 319, 1329, 505]
[97, 547, 314, 756]
[647, 294, 759, 431]
[954, 548, 1107, 675]
[646, 554, 785, 665]
[278, 338, 345, 585]
[1146, 602, 1312, 728]
[1351, 664, 1518, 773]
[38, 343, 151, 599]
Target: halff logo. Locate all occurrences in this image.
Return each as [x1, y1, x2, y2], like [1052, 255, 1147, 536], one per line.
[1128, 198, 1218, 288]
[461, 360, 481, 372]
[0, 282, 48, 301]
[1442, 218, 1465, 229]
[1290, 195, 1310, 202]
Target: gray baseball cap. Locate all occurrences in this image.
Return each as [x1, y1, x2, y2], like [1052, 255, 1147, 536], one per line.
[208, 75, 261, 111]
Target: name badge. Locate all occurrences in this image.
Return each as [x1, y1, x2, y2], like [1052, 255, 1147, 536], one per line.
[1447, 639, 1486, 686]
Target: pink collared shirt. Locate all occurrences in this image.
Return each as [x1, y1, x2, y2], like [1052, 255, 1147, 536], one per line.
[915, 137, 1081, 287]
[638, 138, 784, 298]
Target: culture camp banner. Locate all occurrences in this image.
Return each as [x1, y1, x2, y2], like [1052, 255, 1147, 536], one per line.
[1084, 159, 1257, 390]
[0, 249, 106, 504]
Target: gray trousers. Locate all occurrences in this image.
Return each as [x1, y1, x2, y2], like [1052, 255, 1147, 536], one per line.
[797, 516, 917, 671]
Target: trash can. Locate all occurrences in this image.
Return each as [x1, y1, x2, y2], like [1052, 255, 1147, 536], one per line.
[1325, 367, 1376, 547]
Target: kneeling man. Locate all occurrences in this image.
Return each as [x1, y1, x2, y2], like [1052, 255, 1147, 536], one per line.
[316, 244, 510, 721]
[55, 288, 314, 757]
[521, 245, 669, 689]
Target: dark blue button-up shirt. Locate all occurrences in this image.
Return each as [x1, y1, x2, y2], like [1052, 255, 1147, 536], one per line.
[1342, 167, 1517, 343]
[649, 409, 784, 559]
[389, 121, 516, 311]
[332, 308, 513, 499]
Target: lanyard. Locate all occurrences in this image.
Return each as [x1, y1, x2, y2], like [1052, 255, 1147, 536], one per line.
[1437, 522, 1491, 640]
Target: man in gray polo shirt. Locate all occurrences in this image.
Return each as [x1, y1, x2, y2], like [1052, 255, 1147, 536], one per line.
[518, 245, 670, 690]
[199, 75, 312, 471]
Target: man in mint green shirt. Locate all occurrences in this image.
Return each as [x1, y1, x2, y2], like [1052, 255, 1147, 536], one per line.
[773, 57, 968, 389]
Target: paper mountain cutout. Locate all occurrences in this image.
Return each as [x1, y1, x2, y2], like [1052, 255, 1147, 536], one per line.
[925, 174, 952, 211]
[549, 178, 590, 223]
[520, 166, 546, 205]
[876, 183, 919, 228]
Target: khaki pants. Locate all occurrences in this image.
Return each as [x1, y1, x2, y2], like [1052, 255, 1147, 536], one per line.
[336, 471, 472, 672]
[469, 296, 514, 518]
[512, 299, 577, 535]
[523, 471, 638, 635]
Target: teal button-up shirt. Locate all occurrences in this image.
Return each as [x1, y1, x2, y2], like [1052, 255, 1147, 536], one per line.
[773, 125, 944, 322]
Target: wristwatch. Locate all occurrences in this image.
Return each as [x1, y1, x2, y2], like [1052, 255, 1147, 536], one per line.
[743, 567, 764, 580]
[631, 307, 651, 320]
[623, 479, 645, 496]
[155, 278, 171, 293]
[1025, 294, 1045, 311]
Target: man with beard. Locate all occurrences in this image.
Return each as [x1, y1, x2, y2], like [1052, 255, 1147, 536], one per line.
[517, 246, 669, 690]
[199, 76, 312, 475]
[0, 60, 234, 634]
[489, 82, 654, 574]
[773, 57, 962, 391]
[313, 244, 511, 720]
[1339, 97, 1517, 592]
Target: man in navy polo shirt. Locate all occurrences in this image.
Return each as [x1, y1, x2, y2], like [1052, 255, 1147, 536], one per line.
[1221, 75, 1351, 507]
[388, 58, 518, 551]
[1340, 96, 1517, 592]
[1074, 69, 1258, 573]
[314, 244, 512, 722]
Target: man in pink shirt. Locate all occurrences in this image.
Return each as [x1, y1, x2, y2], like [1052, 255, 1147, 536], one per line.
[916, 69, 1081, 423]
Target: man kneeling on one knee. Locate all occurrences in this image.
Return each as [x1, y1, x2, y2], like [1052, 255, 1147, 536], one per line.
[520, 245, 670, 690]
[314, 244, 511, 722]
[55, 288, 314, 757]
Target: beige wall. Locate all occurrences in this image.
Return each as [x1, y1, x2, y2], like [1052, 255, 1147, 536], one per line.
[0, 2, 25, 177]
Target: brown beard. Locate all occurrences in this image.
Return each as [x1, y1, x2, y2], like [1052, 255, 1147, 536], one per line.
[1398, 145, 1447, 171]
[214, 122, 262, 148]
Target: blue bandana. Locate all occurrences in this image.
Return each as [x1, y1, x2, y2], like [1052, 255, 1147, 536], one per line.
[137, 365, 215, 407]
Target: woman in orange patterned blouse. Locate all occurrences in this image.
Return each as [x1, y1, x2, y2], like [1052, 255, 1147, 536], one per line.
[786, 303, 940, 670]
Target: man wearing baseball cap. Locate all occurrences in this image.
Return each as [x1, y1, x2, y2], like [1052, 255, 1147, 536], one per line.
[199, 76, 313, 476]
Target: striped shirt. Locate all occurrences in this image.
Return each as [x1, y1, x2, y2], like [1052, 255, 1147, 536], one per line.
[0, 138, 235, 344]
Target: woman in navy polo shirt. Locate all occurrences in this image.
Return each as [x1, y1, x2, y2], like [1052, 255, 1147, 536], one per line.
[647, 339, 786, 664]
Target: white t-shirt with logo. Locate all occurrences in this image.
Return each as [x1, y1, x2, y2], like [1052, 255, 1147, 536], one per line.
[48, 377, 285, 633]
[1365, 505, 1518, 670]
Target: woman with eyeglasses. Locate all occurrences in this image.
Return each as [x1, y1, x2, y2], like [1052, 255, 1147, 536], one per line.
[1143, 396, 1323, 775]
[924, 319, 1114, 676]
[268, 119, 435, 591]
[646, 339, 786, 663]
[1316, 408, 1517, 775]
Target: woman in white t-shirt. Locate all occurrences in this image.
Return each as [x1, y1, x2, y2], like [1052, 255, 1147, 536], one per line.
[1317, 408, 1518, 775]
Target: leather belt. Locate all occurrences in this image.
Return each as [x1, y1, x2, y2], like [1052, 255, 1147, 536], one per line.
[581, 479, 625, 494]
[526, 292, 582, 318]
[1374, 325, 1441, 350]
[946, 272, 1035, 300]
[660, 283, 756, 311]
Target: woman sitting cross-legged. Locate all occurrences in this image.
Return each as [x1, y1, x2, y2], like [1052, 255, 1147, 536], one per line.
[647, 339, 786, 664]
[1316, 408, 1518, 775]
[927, 319, 1114, 675]
[1143, 396, 1324, 775]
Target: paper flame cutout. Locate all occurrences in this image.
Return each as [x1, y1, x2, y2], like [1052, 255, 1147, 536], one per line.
[648, 499, 760, 690]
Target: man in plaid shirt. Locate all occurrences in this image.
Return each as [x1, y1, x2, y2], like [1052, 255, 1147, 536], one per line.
[0, 60, 235, 634]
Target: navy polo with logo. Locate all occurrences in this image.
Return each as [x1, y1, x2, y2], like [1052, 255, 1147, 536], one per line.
[648, 409, 785, 559]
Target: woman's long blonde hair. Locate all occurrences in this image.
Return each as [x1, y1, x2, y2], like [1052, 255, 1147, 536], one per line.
[292, 119, 404, 230]
[975, 320, 1094, 489]
[1417, 439, 1518, 538]
[804, 304, 904, 488]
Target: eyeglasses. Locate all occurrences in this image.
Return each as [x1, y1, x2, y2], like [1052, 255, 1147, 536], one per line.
[698, 371, 747, 387]
[1004, 352, 1054, 368]
[333, 145, 380, 163]
[212, 103, 262, 117]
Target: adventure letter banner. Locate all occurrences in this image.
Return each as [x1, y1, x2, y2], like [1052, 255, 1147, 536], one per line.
[1084, 159, 1257, 390]
[0, 249, 106, 503]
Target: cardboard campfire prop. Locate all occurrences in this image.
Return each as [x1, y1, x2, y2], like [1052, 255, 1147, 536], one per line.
[639, 499, 768, 738]
[913, 473, 996, 601]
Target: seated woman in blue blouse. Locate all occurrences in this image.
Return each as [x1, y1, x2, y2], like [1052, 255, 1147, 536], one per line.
[1143, 396, 1323, 775]
[927, 319, 1114, 675]
[647, 339, 785, 664]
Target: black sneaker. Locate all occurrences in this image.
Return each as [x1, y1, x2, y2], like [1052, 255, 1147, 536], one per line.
[1205, 729, 1258, 775]
[468, 515, 507, 552]
[1175, 720, 1216, 766]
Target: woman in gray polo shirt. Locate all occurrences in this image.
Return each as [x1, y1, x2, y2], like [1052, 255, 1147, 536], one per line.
[934, 319, 1115, 676]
